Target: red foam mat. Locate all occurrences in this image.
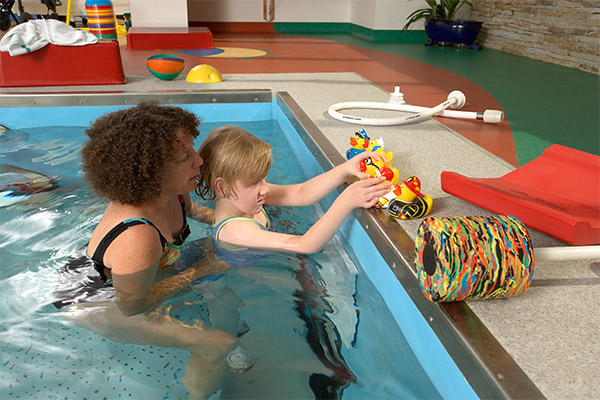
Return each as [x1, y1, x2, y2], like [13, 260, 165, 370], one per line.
[441, 144, 600, 245]
[126, 27, 214, 50]
[0, 40, 125, 87]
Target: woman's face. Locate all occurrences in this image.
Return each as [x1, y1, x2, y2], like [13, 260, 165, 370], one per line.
[163, 129, 203, 195]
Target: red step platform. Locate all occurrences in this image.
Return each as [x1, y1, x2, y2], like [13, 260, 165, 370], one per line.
[441, 144, 600, 245]
[126, 27, 214, 50]
[0, 40, 125, 87]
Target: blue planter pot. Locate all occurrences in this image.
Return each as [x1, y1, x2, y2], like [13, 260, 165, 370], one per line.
[425, 19, 482, 46]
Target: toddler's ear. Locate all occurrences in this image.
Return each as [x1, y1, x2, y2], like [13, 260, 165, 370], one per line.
[214, 177, 227, 198]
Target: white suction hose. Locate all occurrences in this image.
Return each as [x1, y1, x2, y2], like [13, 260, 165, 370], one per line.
[535, 245, 600, 262]
[327, 87, 504, 126]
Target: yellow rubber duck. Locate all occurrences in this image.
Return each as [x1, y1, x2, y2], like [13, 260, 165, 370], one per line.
[387, 176, 433, 220]
[346, 129, 384, 159]
[359, 150, 399, 185]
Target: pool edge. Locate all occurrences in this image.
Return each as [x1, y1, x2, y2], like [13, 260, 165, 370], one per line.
[0, 89, 273, 107]
[275, 91, 544, 400]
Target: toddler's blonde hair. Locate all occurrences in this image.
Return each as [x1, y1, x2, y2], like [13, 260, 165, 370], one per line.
[196, 125, 272, 199]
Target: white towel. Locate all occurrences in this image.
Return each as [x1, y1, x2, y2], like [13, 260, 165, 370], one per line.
[0, 19, 98, 56]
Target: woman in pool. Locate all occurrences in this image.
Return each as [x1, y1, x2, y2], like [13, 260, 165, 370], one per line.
[196, 125, 392, 256]
[58, 101, 237, 399]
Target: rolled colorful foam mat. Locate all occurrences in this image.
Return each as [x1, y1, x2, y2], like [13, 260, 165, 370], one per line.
[414, 215, 535, 302]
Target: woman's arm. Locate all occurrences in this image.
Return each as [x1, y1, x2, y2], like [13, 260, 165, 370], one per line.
[116, 248, 232, 316]
[103, 224, 164, 315]
[112, 237, 231, 316]
[219, 176, 391, 254]
[266, 151, 388, 207]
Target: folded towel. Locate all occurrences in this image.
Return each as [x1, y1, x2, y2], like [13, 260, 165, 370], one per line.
[0, 19, 98, 56]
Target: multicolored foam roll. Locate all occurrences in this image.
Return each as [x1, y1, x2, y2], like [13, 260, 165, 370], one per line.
[86, 0, 117, 39]
[414, 215, 534, 302]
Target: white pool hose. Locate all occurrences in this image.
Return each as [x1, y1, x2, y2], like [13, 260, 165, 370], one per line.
[327, 87, 504, 126]
[535, 245, 600, 262]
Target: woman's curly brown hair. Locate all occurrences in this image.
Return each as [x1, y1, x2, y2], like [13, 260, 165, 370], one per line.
[81, 101, 200, 205]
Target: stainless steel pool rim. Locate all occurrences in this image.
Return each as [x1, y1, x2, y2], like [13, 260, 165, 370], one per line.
[0, 89, 543, 399]
[0, 89, 272, 107]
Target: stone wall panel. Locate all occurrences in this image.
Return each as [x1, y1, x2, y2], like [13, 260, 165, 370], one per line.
[469, 0, 599, 73]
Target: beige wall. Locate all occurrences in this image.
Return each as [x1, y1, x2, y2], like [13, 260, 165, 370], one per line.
[131, 0, 188, 27]
[186, 0, 424, 29]
[187, 0, 351, 23]
[185, 0, 467, 30]
[350, 0, 417, 30]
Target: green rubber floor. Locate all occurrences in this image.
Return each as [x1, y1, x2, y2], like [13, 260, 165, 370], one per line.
[296, 33, 599, 166]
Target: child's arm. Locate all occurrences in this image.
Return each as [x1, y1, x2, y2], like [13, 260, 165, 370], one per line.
[266, 151, 388, 207]
[218, 176, 391, 254]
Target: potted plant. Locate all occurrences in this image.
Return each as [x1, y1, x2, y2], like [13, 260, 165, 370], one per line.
[402, 0, 482, 48]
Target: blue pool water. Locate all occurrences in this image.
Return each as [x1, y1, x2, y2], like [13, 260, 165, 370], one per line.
[0, 97, 477, 399]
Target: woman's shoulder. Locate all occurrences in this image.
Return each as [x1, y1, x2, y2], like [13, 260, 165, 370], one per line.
[87, 204, 165, 271]
[92, 223, 164, 274]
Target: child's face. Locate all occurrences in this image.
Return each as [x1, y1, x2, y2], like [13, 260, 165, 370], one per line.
[228, 176, 270, 217]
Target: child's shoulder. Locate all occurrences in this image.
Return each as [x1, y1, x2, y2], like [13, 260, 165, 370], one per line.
[214, 208, 270, 230]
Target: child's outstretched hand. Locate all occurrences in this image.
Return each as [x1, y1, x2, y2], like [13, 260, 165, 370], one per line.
[343, 151, 390, 180]
[341, 176, 391, 209]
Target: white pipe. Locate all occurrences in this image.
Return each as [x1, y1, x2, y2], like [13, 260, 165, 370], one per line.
[328, 89, 504, 126]
[329, 96, 459, 126]
[392, 103, 476, 120]
[535, 246, 600, 262]
[386, 104, 503, 123]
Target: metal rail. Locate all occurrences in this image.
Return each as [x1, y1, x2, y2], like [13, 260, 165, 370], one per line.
[0, 89, 272, 107]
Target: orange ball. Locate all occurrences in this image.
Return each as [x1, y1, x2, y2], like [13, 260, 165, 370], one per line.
[146, 54, 185, 80]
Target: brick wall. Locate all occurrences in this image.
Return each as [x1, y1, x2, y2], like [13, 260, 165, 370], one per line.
[468, 0, 599, 73]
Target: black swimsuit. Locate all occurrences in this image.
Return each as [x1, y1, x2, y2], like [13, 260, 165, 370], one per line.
[90, 195, 190, 281]
[53, 195, 190, 309]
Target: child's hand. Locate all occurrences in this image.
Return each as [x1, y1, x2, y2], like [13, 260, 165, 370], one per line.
[342, 176, 391, 209]
[344, 151, 390, 180]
